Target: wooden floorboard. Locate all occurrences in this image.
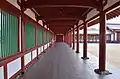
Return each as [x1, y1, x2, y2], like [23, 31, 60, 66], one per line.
[19, 43, 120, 79]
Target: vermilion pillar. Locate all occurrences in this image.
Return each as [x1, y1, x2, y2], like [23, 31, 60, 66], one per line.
[73, 27, 75, 49]
[70, 31, 72, 47]
[42, 25, 45, 51]
[68, 32, 71, 46]
[67, 33, 69, 45]
[81, 22, 89, 60]
[94, 10, 111, 75]
[76, 26, 80, 53]
[35, 19, 39, 59]
[20, 2, 25, 74]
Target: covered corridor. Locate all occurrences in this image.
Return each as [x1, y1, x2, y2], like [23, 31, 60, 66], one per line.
[0, 0, 120, 79]
[19, 43, 120, 79]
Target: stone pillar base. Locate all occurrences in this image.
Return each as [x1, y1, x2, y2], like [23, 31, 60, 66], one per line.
[81, 57, 89, 60]
[94, 69, 112, 75]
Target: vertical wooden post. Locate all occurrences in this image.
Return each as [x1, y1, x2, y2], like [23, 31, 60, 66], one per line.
[42, 26, 44, 51]
[20, 1, 25, 74]
[76, 26, 79, 53]
[35, 18, 39, 59]
[4, 65, 7, 79]
[70, 31, 72, 47]
[66, 33, 68, 44]
[81, 21, 89, 60]
[73, 27, 75, 49]
[94, 10, 111, 75]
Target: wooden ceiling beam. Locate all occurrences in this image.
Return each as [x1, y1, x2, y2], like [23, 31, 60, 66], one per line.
[24, 0, 98, 8]
[25, 5, 93, 8]
[45, 17, 80, 21]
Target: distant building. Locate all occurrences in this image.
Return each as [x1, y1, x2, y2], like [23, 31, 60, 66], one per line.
[78, 23, 120, 43]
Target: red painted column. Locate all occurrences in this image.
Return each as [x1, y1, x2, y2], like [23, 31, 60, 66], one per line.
[73, 27, 75, 49]
[99, 11, 106, 71]
[35, 19, 39, 59]
[76, 26, 80, 53]
[81, 22, 89, 60]
[70, 32, 72, 47]
[42, 26, 44, 51]
[4, 64, 7, 79]
[66, 33, 68, 44]
[46, 29, 48, 48]
[64, 34, 67, 43]
[20, 2, 25, 74]
[67, 33, 69, 45]
[94, 10, 111, 75]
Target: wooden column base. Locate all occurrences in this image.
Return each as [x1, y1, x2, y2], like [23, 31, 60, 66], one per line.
[94, 69, 112, 75]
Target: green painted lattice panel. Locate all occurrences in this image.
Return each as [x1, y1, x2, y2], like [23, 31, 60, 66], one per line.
[43, 30, 46, 44]
[0, 10, 18, 58]
[24, 22, 35, 49]
[47, 32, 50, 43]
[38, 26, 42, 45]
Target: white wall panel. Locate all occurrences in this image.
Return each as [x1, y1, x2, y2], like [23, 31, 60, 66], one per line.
[32, 50, 37, 59]
[41, 46, 43, 52]
[7, 0, 20, 10]
[104, 0, 120, 10]
[38, 48, 41, 55]
[0, 66, 4, 79]
[24, 52, 32, 65]
[86, 9, 99, 21]
[7, 58, 21, 79]
[24, 9, 36, 21]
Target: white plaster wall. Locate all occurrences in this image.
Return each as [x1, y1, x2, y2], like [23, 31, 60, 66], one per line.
[0, 66, 4, 79]
[32, 49, 37, 59]
[111, 33, 114, 41]
[7, 0, 20, 10]
[104, 0, 120, 10]
[38, 48, 41, 55]
[24, 52, 32, 65]
[45, 44, 48, 49]
[86, 0, 120, 21]
[115, 32, 117, 41]
[44, 45, 46, 50]
[38, 20, 43, 26]
[7, 0, 44, 26]
[48, 43, 50, 46]
[86, 9, 99, 21]
[41, 46, 43, 52]
[78, 20, 83, 26]
[24, 9, 36, 21]
[7, 58, 21, 79]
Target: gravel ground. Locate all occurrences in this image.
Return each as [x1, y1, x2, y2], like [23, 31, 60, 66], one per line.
[78, 43, 120, 68]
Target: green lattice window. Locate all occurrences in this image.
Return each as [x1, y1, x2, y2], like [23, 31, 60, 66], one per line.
[43, 30, 46, 44]
[47, 32, 50, 43]
[24, 22, 35, 49]
[0, 10, 18, 58]
[38, 26, 42, 45]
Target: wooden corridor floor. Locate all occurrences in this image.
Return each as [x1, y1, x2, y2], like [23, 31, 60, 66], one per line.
[19, 43, 120, 79]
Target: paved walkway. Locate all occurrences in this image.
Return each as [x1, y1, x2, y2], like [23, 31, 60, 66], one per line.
[19, 43, 120, 79]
